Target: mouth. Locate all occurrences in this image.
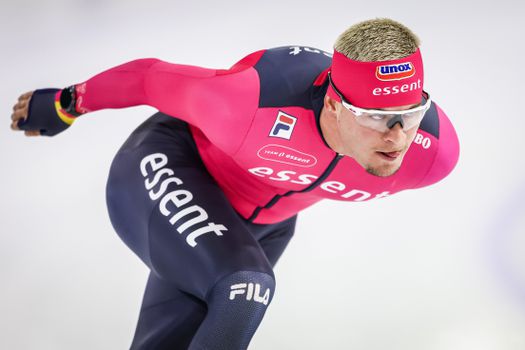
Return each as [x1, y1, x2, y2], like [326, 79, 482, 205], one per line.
[376, 150, 402, 161]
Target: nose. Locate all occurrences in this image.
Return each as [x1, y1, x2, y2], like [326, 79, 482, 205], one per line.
[383, 123, 406, 145]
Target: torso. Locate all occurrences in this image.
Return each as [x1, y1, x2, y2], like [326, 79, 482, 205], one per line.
[189, 46, 457, 223]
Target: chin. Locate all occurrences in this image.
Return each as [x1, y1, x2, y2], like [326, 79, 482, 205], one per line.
[366, 163, 401, 177]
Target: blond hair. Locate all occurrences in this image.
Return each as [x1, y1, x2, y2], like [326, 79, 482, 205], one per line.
[334, 18, 420, 62]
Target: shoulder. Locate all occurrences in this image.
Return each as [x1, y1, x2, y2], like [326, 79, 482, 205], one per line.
[414, 101, 460, 188]
[250, 46, 333, 108]
[253, 46, 333, 70]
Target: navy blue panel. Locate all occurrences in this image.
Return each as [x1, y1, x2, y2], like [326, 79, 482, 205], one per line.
[419, 102, 440, 139]
[254, 46, 332, 108]
[19, 88, 71, 136]
[189, 271, 275, 349]
[108, 113, 300, 348]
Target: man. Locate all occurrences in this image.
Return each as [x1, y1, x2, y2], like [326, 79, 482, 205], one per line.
[10, 18, 459, 350]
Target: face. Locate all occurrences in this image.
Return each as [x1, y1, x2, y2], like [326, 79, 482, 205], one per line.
[333, 100, 420, 177]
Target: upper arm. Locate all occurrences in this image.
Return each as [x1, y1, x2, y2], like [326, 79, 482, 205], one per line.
[143, 60, 260, 154]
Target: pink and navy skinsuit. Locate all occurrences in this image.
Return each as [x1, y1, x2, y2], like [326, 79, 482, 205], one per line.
[71, 46, 459, 349]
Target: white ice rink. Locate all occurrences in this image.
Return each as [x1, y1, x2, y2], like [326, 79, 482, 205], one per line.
[1, 0, 524, 349]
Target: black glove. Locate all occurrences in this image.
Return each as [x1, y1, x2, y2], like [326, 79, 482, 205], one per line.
[17, 88, 76, 136]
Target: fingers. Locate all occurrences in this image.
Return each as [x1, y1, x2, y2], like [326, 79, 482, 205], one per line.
[10, 109, 27, 130]
[13, 91, 33, 110]
[20, 91, 33, 99]
[24, 130, 41, 137]
[13, 99, 29, 111]
[10, 91, 34, 133]
[10, 116, 41, 136]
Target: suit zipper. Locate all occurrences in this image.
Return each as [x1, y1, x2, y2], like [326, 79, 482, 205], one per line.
[248, 153, 344, 222]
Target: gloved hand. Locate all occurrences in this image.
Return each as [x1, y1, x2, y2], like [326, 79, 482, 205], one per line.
[10, 88, 77, 137]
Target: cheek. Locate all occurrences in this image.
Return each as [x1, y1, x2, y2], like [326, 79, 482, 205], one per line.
[341, 123, 377, 153]
[406, 127, 419, 144]
[337, 116, 355, 141]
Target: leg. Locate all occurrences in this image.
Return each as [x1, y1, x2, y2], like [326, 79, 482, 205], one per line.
[130, 215, 297, 349]
[130, 273, 207, 349]
[106, 113, 276, 349]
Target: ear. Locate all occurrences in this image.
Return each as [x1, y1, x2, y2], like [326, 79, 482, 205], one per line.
[324, 94, 340, 113]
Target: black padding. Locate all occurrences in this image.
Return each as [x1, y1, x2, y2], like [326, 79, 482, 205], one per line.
[254, 46, 332, 108]
[18, 88, 72, 136]
[419, 102, 440, 138]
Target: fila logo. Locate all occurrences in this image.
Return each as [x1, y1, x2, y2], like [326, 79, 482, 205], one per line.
[269, 111, 297, 140]
[376, 62, 415, 81]
[229, 283, 270, 305]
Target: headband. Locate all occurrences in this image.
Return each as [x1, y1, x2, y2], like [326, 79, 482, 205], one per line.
[327, 48, 424, 108]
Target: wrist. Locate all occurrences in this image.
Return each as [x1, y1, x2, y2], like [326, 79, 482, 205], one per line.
[55, 86, 81, 125]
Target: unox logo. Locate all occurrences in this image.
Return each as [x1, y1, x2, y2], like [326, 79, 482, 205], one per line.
[269, 111, 297, 140]
[376, 62, 415, 81]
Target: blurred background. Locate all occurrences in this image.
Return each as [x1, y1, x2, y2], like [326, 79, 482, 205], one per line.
[1, 0, 524, 349]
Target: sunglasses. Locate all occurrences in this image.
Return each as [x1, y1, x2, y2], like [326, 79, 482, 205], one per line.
[328, 71, 431, 132]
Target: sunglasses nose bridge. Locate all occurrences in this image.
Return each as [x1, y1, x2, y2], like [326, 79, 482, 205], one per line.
[386, 115, 405, 130]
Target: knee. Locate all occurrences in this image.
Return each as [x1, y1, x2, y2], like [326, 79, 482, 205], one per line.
[209, 270, 276, 308]
[188, 271, 276, 349]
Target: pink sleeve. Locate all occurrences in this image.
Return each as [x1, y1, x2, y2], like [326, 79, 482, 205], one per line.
[73, 58, 260, 155]
[415, 103, 460, 188]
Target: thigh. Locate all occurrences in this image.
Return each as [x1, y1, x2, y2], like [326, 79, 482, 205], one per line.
[106, 113, 274, 299]
[246, 215, 297, 267]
